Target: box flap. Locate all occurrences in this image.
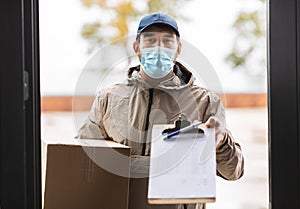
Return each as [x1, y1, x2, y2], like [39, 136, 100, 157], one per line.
[42, 138, 129, 148]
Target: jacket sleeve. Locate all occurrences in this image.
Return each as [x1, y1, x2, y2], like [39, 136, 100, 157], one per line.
[76, 91, 110, 140]
[201, 91, 244, 180]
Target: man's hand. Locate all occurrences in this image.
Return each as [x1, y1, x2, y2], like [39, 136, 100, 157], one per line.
[204, 116, 226, 149]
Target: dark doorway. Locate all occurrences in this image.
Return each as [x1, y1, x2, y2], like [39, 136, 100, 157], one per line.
[268, 0, 300, 208]
[0, 0, 41, 209]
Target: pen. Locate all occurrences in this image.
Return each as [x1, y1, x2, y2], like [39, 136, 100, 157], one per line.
[162, 121, 202, 140]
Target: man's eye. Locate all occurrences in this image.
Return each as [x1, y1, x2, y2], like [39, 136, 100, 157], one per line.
[164, 39, 174, 44]
[147, 38, 156, 43]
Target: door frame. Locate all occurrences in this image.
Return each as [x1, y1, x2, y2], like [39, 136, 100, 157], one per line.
[268, 0, 300, 208]
[1, 0, 299, 208]
[0, 0, 41, 209]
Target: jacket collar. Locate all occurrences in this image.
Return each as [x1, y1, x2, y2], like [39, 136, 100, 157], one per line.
[127, 62, 196, 90]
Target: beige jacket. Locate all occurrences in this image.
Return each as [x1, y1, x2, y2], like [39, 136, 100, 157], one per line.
[77, 62, 244, 209]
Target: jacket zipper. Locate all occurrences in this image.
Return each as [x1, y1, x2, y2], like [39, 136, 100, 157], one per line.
[142, 88, 154, 156]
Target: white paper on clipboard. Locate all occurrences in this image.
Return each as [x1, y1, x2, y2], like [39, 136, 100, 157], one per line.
[148, 125, 216, 201]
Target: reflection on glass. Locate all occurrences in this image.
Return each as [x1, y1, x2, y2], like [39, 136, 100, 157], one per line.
[40, 0, 268, 208]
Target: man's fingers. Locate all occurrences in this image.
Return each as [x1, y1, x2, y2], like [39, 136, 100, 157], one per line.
[205, 117, 216, 128]
[205, 116, 221, 128]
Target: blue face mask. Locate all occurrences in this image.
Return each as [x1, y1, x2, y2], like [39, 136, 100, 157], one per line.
[140, 46, 176, 79]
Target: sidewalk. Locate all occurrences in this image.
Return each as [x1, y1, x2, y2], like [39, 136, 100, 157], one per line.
[41, 107, 269, 209]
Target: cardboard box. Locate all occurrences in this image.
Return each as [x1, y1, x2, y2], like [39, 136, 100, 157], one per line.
[42, 138, 130, 209]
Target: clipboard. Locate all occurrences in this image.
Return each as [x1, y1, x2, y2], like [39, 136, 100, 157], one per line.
[148, 124, 216, 204]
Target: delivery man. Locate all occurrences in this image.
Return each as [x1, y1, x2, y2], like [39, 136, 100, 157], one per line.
[77, 12, 244, 209]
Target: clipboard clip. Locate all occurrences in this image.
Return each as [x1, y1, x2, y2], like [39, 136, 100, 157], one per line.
[162, 114, 204, 139]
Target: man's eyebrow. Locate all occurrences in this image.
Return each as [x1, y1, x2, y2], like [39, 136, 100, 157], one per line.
[163, 34, 175, 38]
[142, 32, 155, 37]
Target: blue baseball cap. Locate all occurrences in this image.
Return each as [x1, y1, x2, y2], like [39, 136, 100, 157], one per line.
[137, 12, 180, 37]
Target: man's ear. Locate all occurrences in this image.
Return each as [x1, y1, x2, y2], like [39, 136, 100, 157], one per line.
[133, 41, 140, 54]
[174, 41, 182, 61]
[177, 41, 182, 55]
